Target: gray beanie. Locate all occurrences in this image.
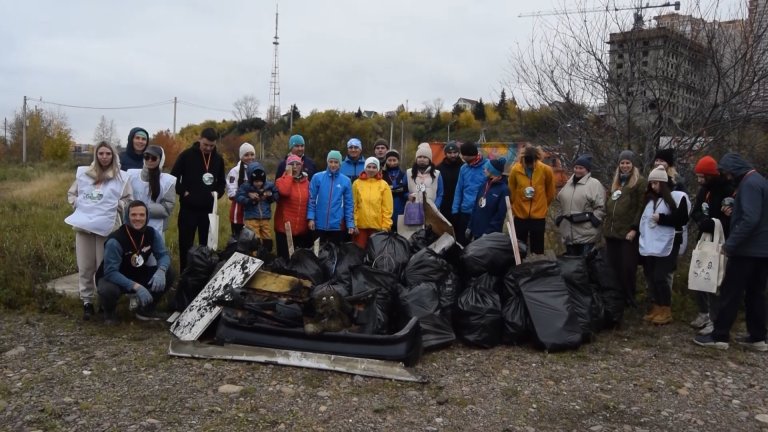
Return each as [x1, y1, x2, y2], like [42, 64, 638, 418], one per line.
[618, 150, 635, 163]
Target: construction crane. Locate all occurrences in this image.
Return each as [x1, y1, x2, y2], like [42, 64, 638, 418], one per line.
[519, 1, 680, 28]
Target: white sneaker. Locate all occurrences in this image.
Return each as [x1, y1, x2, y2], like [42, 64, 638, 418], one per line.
[698, 322, 714, 335]
[690, 313, 710, 329]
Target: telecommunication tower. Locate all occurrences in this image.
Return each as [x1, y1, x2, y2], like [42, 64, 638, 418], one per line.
[268, 3, 281, 123]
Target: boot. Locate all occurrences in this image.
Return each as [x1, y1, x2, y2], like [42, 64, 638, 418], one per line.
[651, 306, 673, 325]
[643, 304, 660, 322]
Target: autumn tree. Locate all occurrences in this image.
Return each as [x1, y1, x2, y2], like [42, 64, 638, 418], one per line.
[93, 115, 119, 148]
[7, 107, 73, 163]
[232, 95, 260, 121]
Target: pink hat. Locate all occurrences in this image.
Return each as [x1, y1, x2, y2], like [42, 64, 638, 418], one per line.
[286, 155, 302, 165]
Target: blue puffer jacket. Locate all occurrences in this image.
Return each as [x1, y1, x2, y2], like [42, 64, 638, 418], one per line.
[468, 176, 510, 238]
[341, 156, 366, 182]
[719, 153, 768, 257]
[452, 155, 486, 215]
[384, 167, 409, 227]
[236, 163, 278, 220]
[308, 169, 354, 231]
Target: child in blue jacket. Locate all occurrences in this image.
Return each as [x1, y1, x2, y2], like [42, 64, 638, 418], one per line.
[236, 162, 279, 251]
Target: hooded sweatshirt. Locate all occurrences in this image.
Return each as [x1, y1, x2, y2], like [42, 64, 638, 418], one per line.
[126, 149, 177, 234]
[119, 127, 150, 171]
[718, 153, 768, 257]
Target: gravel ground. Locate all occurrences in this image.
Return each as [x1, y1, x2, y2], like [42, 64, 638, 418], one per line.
[2, 310, 768, 432]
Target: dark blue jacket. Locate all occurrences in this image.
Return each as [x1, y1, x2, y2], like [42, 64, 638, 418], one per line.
[236, 163, 278, 220]
[341, 156, 366, 182]
[119, 127, 149, 171]
[468, 176, 510, 238]
[719, 153, 768, 257]
[274, 154, 317, 180]
[384, 167, 409, 227]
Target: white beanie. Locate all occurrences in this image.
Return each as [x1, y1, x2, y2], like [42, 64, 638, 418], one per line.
[239, 142, 256, 160]
[364, 156, 380, 171]
[647, 165, 668, 183]
[415, 142, 432, 162]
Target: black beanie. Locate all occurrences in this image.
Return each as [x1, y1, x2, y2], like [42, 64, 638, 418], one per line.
[654, 148, 675, 167]
[460, 142, 479, 156]
[251, 169, 266, 183]
[573, 154, 593, 171]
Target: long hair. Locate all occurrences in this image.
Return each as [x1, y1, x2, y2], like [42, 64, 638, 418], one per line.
[611, 165, 640, 192]
[87, 141, 121, 184]
[237, 161, 247, 187]
[411, 161, 436, 180]
[645, 180, 676, 212]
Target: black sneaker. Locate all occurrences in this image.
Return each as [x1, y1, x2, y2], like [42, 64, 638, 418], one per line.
[83, 303, 95, 321]
[734, 336, 768, 352]
[102, 309, 119, 326]
[693, 333, 729, 350]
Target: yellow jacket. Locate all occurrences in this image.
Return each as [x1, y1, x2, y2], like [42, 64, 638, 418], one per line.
[507, 160, 556, 219]
[352, 173, 393, 231]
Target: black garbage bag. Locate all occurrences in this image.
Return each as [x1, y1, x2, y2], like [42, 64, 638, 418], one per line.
[559, 255, 602, 342]
[409, 226, 438, 254]
[441, 271, 461, 310]
[587, 248, 621, 328]
[316, 242, 339, 280]
[455, 274, 503, 348]
[461, 232, 527, 277]
[236, 227, 261, 256]
[175, 246, 219, 310]
[501, 269, 533, 345]
[270, 249, 328, 285]
[349, 266, 398, 335]
[365, 231, 411, 276]
[403, 248, 451, 286]
[398, 282, 456, 350]
[511, 260, 582, 352]
[333, 243, 366, 292]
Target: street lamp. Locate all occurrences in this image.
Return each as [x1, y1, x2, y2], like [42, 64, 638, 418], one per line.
[447, 120, 457, 142]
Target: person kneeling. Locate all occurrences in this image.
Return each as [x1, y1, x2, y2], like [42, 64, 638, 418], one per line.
[97, 200, 174, 323]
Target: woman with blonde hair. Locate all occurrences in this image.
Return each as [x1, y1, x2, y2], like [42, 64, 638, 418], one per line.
[65, 141, 132, 320]
[602, 150, 647, 319]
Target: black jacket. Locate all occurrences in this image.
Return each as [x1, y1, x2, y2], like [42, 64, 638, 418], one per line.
[690, 176, 734, 239]
[719, 153, 768, 257]
[437, 158, 463, 217]
[170, 142, 226, 211]
[119, 127, 149, 170]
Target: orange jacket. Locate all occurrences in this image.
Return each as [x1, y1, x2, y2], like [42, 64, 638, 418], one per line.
[507, 160, 556, 219]
[274, 173, 310, 235]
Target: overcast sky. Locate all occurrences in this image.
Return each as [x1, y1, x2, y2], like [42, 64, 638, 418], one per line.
[1, 0, 745, 144]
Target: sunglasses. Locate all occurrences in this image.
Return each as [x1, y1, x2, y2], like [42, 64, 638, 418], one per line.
[143, 154, 159, 161]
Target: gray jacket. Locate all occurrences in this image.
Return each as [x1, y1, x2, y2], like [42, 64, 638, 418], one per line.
[555, 173, 606, 246]
[718, 153, 768, 257]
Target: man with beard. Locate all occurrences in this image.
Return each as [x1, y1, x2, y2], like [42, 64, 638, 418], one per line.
[437, 141, 462, 222]
[96, 200, 174, 323]
[119, 127, 151, 170]
[171, 127, 226, 271]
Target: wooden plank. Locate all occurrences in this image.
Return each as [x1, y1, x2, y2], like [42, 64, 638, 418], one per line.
[505, 197, 522, 265]
[168, 339, 427, 383]
[285, 221, 295, 258]
[245, 270, 311, 293]
[170, 252, 263, 341]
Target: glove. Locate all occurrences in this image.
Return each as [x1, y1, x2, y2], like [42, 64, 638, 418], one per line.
[149, 268, 166, 293]
[555, 215, 564, 227]
[134, 286, 153, 307]
[391, 186, 405, 194]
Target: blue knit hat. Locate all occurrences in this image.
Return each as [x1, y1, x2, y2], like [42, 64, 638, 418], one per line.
[347, 138, 362, 149]
[327, 150, 342, 162]
[289, 134, 305, 149]
[485, 157, 506, 177]
[573, 154, 592, 171]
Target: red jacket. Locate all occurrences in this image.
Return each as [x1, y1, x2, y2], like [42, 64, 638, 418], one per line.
[274, 173, 310, 235]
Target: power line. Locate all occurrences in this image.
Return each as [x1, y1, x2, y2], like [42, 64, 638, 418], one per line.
[176, 100, 232, 114]
[35, 99, 174, 110]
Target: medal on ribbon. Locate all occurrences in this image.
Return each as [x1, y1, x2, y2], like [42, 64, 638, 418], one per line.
[478, 197, 486, 208]
[131, 253, 144, 268]
[611, 190, 622, 201]
[202, 173, 214, 185]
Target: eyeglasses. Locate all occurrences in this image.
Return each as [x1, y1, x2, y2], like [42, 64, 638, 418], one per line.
[143, 154, 158, 161]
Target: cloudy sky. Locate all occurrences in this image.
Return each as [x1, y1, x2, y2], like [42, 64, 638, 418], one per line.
[1, 0, 744, 144]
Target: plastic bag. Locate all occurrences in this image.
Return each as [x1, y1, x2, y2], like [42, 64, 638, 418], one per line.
[558, 255, 601, 342]
[587, 248, 621, 327]
[511, 260, 582, 352]
[175, 246, 219, 310]
[403, 201, 425, 225]
[408, 226, 438, 254]
[398, 282, 455, 350]
[316, 242, 339, 280]
[333, 242, 366, 291]
[271, 249, 328, 285]
[461, 232, 527, 277]
[455, 274, 503, 348]
[403, 248, 451, 286]
[349, 266, 398, 335]
[365, 231, 411, 276]
[501, 269, 532, 345]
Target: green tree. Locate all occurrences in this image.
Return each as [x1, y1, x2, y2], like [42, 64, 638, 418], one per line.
[451, 104, 465, 117]
[43, 128, 73, 161]
[496, 89, 508, 120]
[473, 98, 486, 121]
[355, 107, 363, 119]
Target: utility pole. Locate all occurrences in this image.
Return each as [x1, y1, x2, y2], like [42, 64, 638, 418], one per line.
[172, 96, 177, 136]
[289, 103, 294, 134]
[389, 121, 394, 147]
[22, 96, 27, 164]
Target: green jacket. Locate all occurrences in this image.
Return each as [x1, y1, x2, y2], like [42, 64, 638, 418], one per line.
[603, 175, 647, 240]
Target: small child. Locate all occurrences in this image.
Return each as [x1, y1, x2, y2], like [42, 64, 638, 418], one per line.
[352, 157, 393, 248]
[236, 162, 279, 252]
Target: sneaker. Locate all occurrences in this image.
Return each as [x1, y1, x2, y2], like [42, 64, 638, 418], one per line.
[693, 333, 729, 350]
[689, 313, 711, 329]
[102, 310, 119, 326]
[734, 336, 768, 352]
[698, 322, 714, 335]
[83, 303, 95, 321]
[135, 308, 169, 321]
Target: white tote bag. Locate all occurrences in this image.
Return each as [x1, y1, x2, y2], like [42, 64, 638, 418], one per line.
[206, 192, 219, 250]
[687, 219, 726, 293]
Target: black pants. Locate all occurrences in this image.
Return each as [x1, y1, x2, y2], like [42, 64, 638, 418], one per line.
[454, 212, 472, 246]
[313, 230, 347, 245]
[605, 237, 640, 306]
[178, 206, 211, 272]
[712, 256, 768, 342]
[514, 218, 546, 255]
[231, 223, 244, 240]
[565, 243, 594, 257]
[97, 267, 174, 313]
[694, 290, 719, 319]
[275, 231, 313, 260]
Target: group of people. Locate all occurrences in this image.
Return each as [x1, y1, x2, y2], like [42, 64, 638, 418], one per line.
[64, 127, 768, 351]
